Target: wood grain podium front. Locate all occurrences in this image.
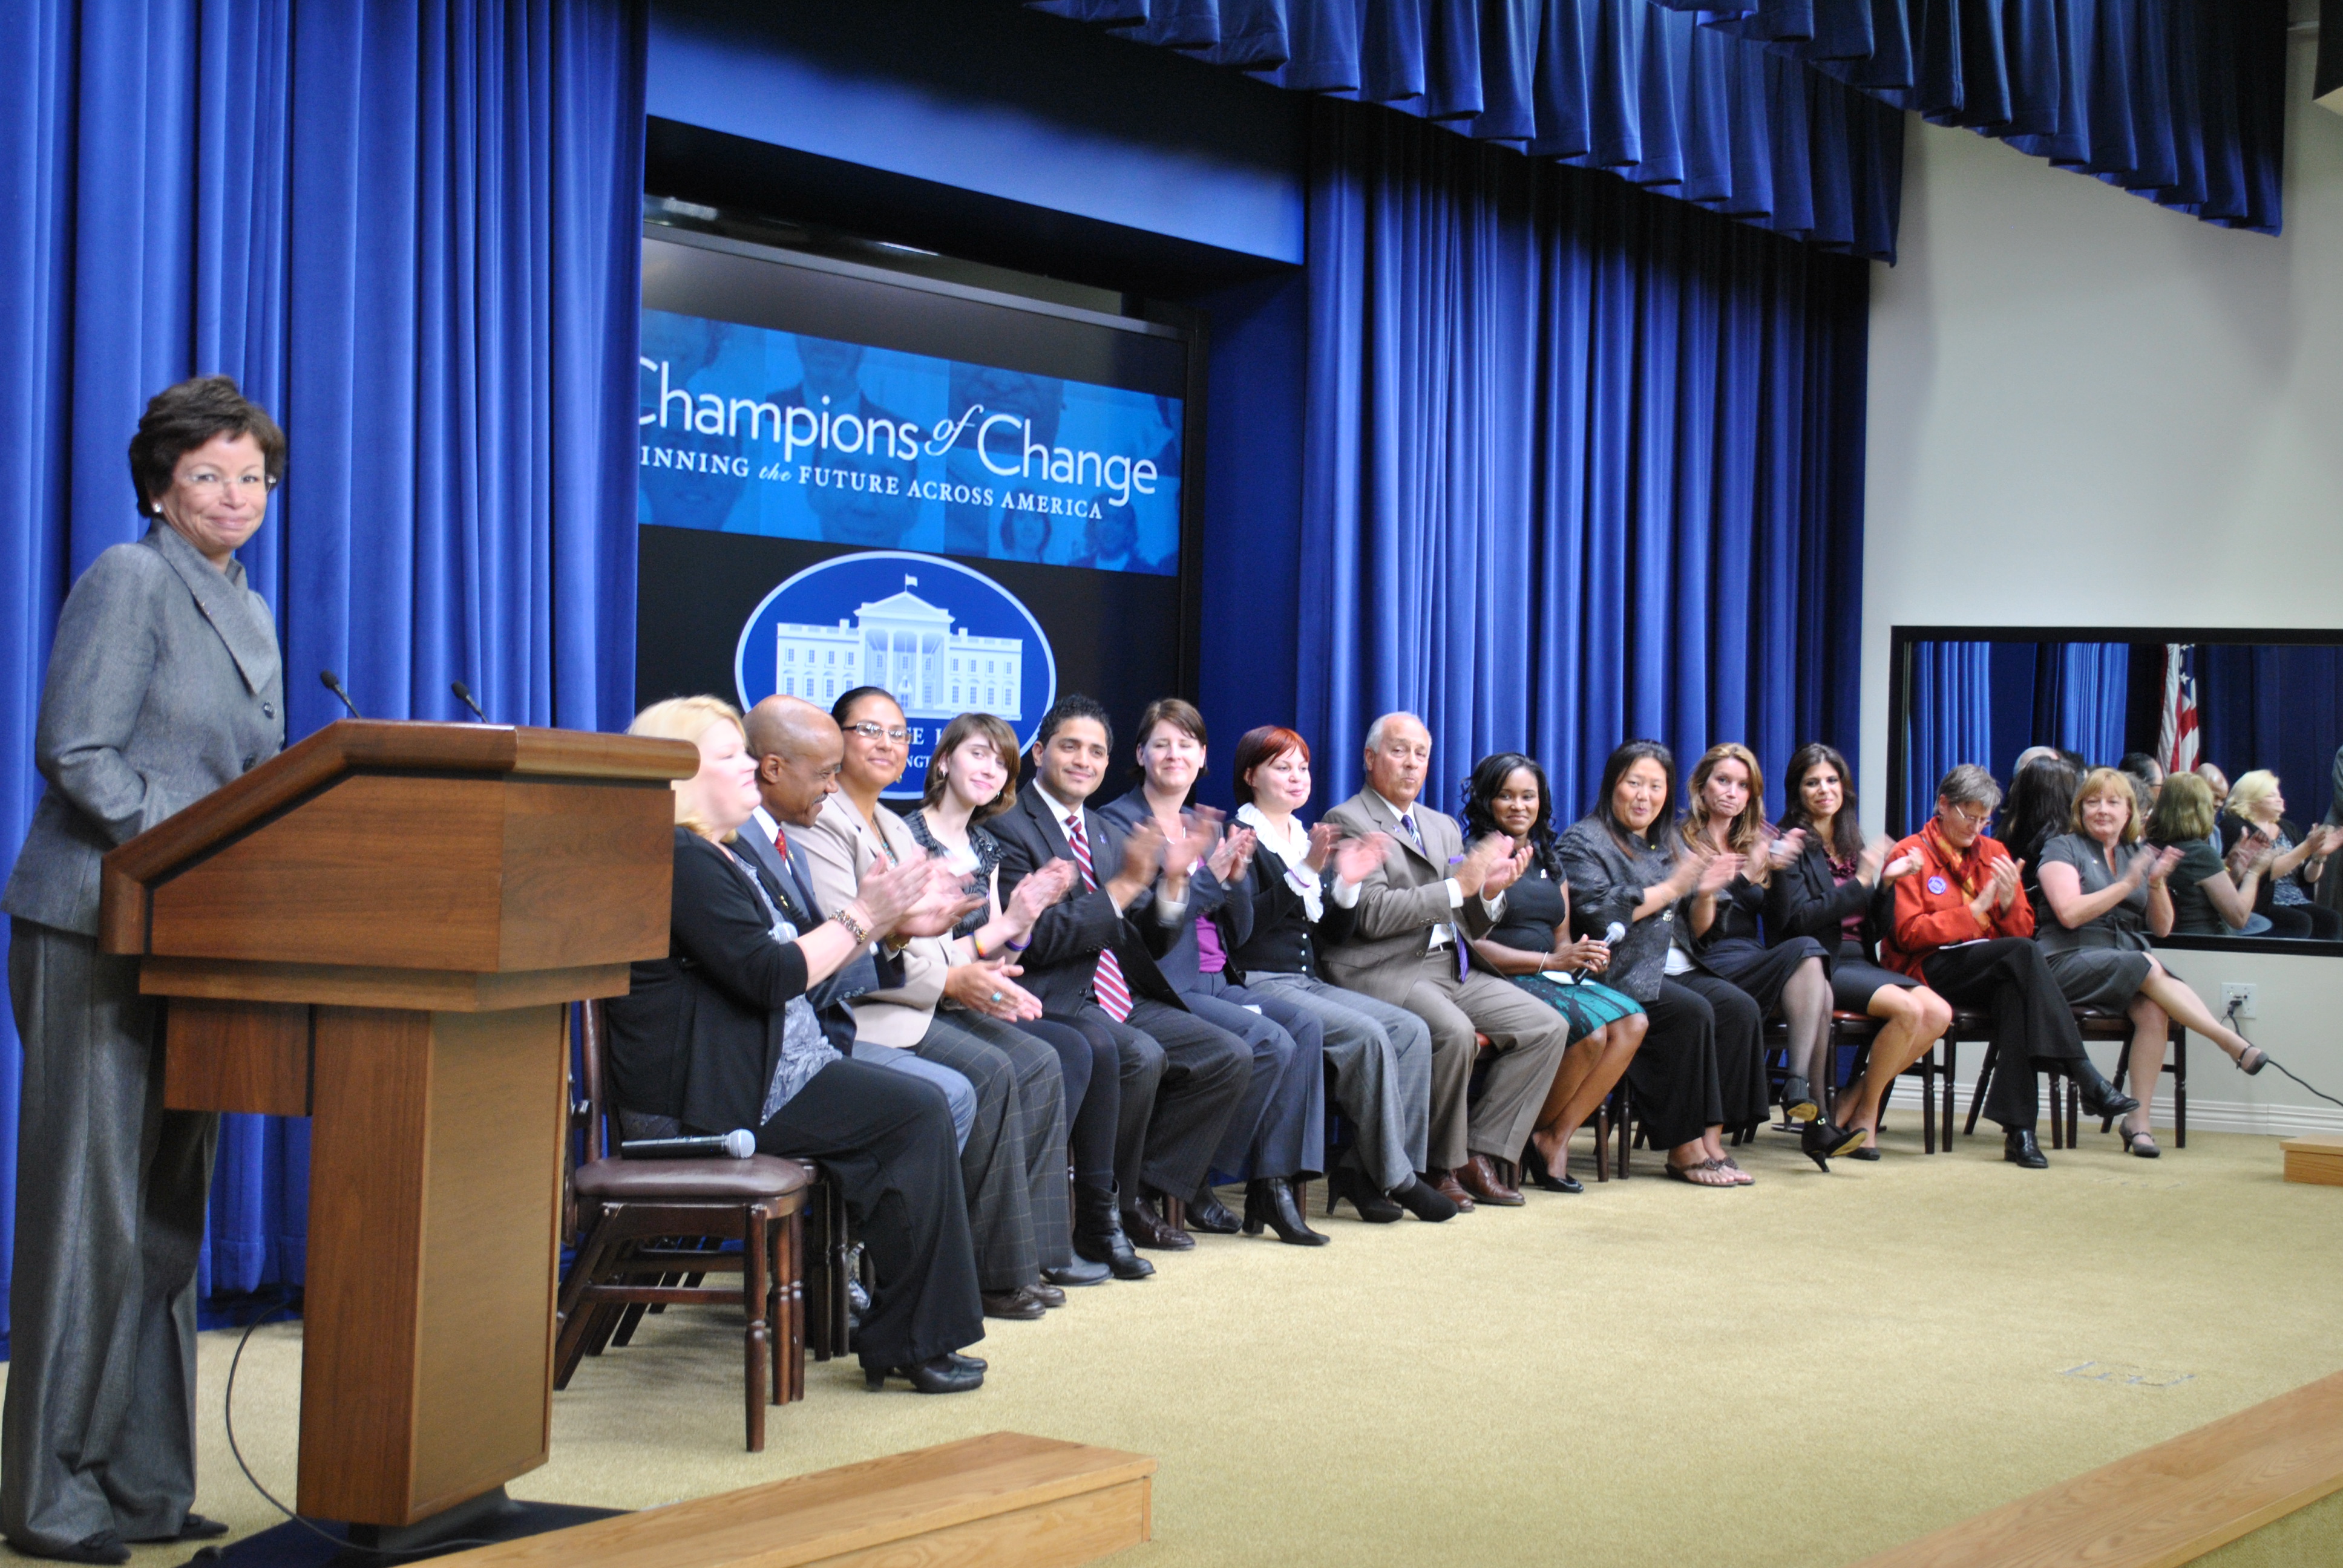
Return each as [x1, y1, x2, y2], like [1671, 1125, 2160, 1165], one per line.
[99, 720, 696, 1531]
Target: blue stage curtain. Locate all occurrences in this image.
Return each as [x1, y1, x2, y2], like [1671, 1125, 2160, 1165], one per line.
[1293, 99, 1867, 828]
[0, 0, 645, 1340]
[2196, 645, 2343, 824]
[1904, 642, 1991, 835]
[1652, 0, 2286, 234]
[2050, 642, 2129, 766]
[1030, 0, 1906, 260]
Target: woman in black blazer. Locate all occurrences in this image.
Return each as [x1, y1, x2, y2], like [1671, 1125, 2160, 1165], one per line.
[604, 696, 989, 1394]
[1767, 743, 1952, 1157]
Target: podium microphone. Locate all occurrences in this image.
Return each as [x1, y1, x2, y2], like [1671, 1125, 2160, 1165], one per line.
[451, 680, 488, 722]
[320, 669, 361, 719]
[621, 1130, 756, 1160]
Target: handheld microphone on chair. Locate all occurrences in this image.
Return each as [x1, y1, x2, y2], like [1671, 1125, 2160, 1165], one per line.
[319, 670, 361, 719]
[620, 1129, 756, 1160]
[1603, 922, 1627, 946]
[450, 680, 488, 722]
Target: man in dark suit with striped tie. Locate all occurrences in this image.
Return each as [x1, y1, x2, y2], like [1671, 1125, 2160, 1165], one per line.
[990, 695, 1251, 1269]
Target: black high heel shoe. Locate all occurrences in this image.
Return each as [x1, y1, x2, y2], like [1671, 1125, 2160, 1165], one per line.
[865, 1353, 985, 1394]
[1780, 1075, 1821, 1123]
[1325, 1166, 1403, 1223]
[1243, 1177, 1330, 1244]
[1518, 1141, 1584, 1194]
[1799, 1117, 1866, 1171]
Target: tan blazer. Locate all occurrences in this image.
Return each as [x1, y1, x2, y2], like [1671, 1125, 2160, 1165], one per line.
[1316, 788, 1499, 1007]
[799, 793, 955, 1049]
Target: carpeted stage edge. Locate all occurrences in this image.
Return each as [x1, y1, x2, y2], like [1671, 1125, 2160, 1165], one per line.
[9, 1120, 2339, 1567]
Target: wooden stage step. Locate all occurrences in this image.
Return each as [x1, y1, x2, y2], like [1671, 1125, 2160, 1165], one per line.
[436, 1432, 1153, 1568]
[1849, 1369, 2343, 1567]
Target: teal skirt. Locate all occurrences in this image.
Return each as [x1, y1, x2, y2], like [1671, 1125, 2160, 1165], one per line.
[1510, 973, 1643, 1045]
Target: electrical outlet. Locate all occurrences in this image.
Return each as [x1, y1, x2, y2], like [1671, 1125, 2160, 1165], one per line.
[2221, 982, 2258, 1021]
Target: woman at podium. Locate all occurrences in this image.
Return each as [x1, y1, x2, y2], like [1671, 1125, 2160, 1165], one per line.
[1, 378, 283, 1564]
[608, 696, 994, 1394]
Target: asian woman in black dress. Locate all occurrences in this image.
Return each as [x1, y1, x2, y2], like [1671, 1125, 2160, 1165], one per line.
[1768, 743, 1951, 1158]
[1460, 754, 1646, 1192]
[1680, 744, 1866, 1169]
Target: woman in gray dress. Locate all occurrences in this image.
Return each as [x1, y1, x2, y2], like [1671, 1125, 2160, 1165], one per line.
[2037, 768, 2269, 1158]
[1, 378, 286, 1563]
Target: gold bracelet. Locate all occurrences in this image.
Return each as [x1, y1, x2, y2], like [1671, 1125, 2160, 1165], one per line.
[834, 907, 872, 944]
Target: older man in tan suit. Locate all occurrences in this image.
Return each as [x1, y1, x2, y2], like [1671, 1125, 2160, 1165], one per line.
[1320, 713, 1567, 1209]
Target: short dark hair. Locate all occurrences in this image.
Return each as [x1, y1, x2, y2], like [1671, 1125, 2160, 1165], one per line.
[1035, 693, 1113, 754]
[128, 376, 286, 515]
[831, 685, 897, 727]
[1132, 697, 1207, 783]
[1593, 740, 1676, 848]
[922, 711, 1023, 822]
[1231, 727, 1310, 807]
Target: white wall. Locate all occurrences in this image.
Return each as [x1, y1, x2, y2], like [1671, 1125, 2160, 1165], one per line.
[1863, 31, 2343, 1129]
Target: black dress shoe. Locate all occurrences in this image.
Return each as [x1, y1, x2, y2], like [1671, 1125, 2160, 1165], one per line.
[2073, 1065, 2138, 1121]
[1519, 1142, 1584, 1194]
[125, 1515, 231, 1547]
[1187, 1183, 1242, 1235]
[945, 1350, 987, 1372]
[1388, 1174, 1458, 1222]
[1325, 1166, 1404, 1222]
[1781, 1074, 1821, 1123]
[11, 1534, 129, 1565]
[1027, 1281, 1066, 1307]
[1072, 1184, 1155, 1279]
[2004, 1128, 2050, 1168]
[1042, 1256, 1111, 1287]
[1122, 1195, 1196, 1250]
[1242, 1177, 1329, 1244]
[865, 1353, 985, 1393]
[1846, 1143, 1881, 1161]
[982, 1285, 1045, 1320]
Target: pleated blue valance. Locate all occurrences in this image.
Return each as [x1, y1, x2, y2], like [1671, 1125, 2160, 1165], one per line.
[1657, 0, 2284, 234]
[1031, 0, 1907, 260]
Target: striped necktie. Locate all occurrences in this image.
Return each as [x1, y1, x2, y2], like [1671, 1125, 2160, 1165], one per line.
[1065, 812, 1133, 1021]
[1399, 809, 1469, 981]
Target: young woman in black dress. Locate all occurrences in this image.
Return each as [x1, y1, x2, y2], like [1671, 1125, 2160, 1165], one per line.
[1768, 743, 1951, 1157]
[1460, 753, 1645, 1192]
[1679, 744, 1866, 1169]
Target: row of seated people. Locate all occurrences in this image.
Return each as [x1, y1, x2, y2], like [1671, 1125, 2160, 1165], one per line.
[2001, 749, 2343, 941]
[595, 696, 2278, 1397]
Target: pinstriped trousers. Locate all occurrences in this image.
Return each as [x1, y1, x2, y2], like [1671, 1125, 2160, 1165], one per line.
[913, 1010, 1069, 1290]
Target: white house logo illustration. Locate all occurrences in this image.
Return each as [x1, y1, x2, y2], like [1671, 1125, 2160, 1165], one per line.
[773, 576, 1026, 719]
[736, 550, 1057, 799]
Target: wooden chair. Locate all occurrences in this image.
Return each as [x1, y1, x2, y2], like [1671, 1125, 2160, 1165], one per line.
[1805, 1009, 1956, 1154]
[557, 999, 814, 1451]
[1474, 1033, 1625, 1182]
[1960, 1010, 2187, 1151]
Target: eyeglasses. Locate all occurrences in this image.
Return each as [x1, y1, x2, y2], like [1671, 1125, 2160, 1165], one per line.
[179, 471, 275, 497]
[844, 722, 910, 743]
[1947, 805, 1993, 827]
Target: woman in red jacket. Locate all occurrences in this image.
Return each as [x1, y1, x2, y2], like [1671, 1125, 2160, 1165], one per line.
[1879, 765, 2137, 1169]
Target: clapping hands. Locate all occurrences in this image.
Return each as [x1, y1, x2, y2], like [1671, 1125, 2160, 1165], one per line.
[1328, 830, 1390, 887]
[1765, 827, 1807, 869]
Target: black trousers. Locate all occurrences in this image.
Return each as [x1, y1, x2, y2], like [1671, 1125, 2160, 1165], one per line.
[1675, 972, 1768, 1132]
[1072, 996, 1251, 1201]
[746, 1058, 982, 1370]
[1921, 938, 2086, 1131]
[1020, 1015, 1120, 1189]
[1628, 978, 1728, 1149]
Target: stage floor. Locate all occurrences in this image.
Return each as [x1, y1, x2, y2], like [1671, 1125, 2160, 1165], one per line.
[38, 1116, 2343, 1567]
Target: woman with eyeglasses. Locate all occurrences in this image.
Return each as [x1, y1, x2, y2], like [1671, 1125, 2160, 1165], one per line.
[1879, 765, 2137, 1169]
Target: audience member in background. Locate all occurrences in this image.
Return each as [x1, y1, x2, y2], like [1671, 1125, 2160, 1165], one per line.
[2012, 745, 2060, 774]
[1768, 743, 1951, 1159]
[907, 714, 1134, 1282]
[1461, 754, 1647, 1193]
[1099, 700, 1328, 1246]
[607, 697, 988, 1394]
[1677, 744, 1863, 1170]
[2117, 753, 2165, 816]
[790, 689, 1096, 1318]
[2037, 768, 2269, 1157]
[2218, 771, 2343, 939]
[1320, 713, 1564, 1210]
[2325, 746, 2343, 925]
[1555, 742, 1754, 1189]
[1224, 727, 1453, 1224]
[2194, 765, 2232, 860]
[989, 695, 1253, 1259]
[1998, 755, 2080, 912]
[1880, 765, 2136, 1169]
[2147, 775, 2270, 936]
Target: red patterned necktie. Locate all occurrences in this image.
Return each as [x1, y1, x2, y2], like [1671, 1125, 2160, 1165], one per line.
[1066, 812, 1133, 1021]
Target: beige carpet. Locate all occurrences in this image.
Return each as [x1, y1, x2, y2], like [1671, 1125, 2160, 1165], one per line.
[10, 1117, 2342, 1568]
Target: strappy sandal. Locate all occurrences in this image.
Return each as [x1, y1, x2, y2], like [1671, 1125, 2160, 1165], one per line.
[1711, 1156, 1755, 1186]
[1664, 1160, 1734, 1187]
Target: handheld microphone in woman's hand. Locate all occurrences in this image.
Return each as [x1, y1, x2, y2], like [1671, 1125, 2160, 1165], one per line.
[1603, 922, 1627, 945]
[319, 669, 361, 719]
[621, 1130, 756, 1160]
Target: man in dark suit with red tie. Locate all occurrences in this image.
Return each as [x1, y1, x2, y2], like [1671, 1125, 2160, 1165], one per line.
[989, 695, 1251, 1269]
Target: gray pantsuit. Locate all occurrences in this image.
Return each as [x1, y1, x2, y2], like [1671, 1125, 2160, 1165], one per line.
[1, 521, 284, 1555]
[1242, 972, 1431, 1191]
[1400, 952, 1569, 1169]
[5, 923, 218, 1550]
[911, 1010, 1071, 1287]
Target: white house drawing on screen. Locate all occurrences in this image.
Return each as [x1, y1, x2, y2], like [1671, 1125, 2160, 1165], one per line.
[773, 575, 1025, 719]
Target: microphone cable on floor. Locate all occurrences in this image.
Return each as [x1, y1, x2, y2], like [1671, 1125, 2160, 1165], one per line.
[2223, 999, 2343, 1111]
[222, 1291, 502, 1560]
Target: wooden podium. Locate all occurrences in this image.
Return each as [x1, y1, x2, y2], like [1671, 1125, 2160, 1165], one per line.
[99, 719, 696, 1531]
